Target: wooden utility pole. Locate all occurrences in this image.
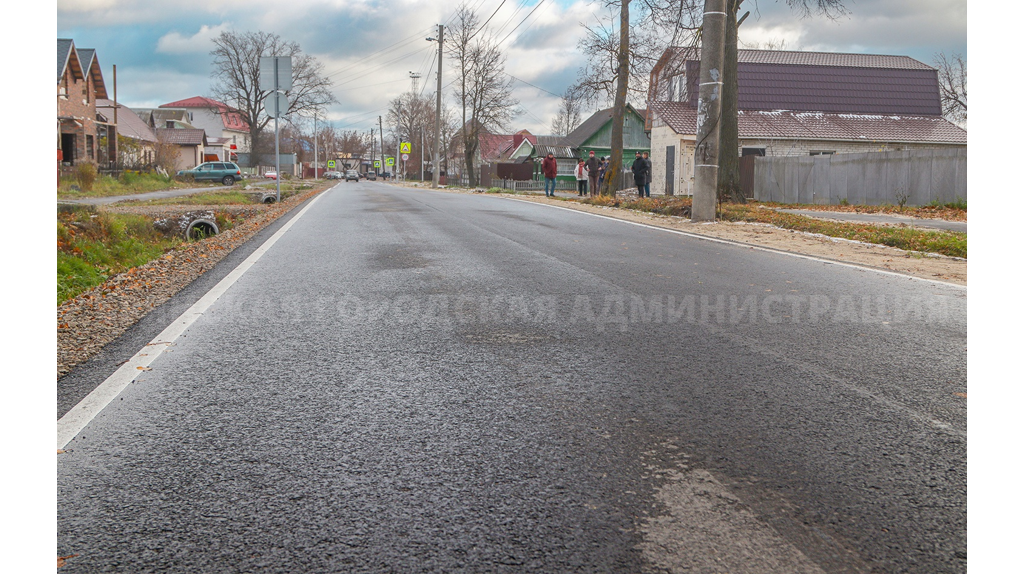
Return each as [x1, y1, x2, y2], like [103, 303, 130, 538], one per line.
[604, 0, 630, 196]
[379, 116, 385, 176]
[432, 24, 443, 188]
[692, 0, 727, 222]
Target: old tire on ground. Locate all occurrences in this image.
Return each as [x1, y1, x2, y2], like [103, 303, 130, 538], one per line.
[222, 175, 235, 186]
[185, 219, 219, 240]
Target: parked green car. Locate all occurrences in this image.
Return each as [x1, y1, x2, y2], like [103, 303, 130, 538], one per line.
[177, 162, 244, 186]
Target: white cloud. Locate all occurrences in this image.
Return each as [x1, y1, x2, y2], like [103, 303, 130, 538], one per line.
[57, 0, 120, 10]
[156, 24, 231, 54]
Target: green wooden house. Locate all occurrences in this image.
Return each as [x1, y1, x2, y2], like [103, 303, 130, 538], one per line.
[567, 104, 650, 169]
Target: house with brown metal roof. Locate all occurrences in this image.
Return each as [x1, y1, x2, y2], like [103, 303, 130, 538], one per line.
[58, 39, 116, 172]
[153, 128, 207, 172]
[646, 48, 967, 196]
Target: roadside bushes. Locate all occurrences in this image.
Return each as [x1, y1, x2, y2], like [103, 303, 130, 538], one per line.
[57, 206, 181, 304]
[75, 163, 98, 191]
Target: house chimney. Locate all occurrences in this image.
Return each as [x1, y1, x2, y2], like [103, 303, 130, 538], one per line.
[513, 133, 524, 149]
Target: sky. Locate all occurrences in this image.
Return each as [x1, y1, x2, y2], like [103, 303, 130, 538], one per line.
[55, 0, 968, 136]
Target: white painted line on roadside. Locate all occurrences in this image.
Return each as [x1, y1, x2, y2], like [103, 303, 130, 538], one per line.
[57, 190, 329, 450]
[502, 196, 967, 290]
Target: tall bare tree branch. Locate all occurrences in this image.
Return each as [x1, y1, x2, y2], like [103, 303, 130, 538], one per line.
[934, 51, 967, 126]
[210, 30, 336, 165]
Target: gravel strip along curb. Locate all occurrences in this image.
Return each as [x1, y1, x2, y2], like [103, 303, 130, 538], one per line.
[57, 186, 328, 380]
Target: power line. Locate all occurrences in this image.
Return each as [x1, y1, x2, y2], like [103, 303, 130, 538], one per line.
[322, 26, 435, 81]
[507, 73, 560, 98]
[496, 0, 548, 47]
[468, 0, 509, 43]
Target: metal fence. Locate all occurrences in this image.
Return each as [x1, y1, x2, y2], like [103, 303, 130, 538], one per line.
[753, 148, 967, 206]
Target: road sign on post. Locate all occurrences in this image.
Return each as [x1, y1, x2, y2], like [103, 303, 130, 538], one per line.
[259, 57, 292, 91]
[265, 92, 288, 118]
[400, 142, 412, 154]
[259, 56, 292, 202]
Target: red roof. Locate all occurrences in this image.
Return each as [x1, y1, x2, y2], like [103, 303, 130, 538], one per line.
[478, 132, 511, 161]
[650, 101, 967, 145]
[160, 96, 249, 132]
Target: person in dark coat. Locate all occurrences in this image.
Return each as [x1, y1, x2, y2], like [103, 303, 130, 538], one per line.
[541, 153, 558, 197]
[642, 151, 652, 197]
[597, 157, 608, 189]
[631, 151, 647, 196]
[585, 150, 601, 197]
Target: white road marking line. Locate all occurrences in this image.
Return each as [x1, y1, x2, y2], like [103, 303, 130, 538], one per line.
[503, 197, 967, 290]
[57, 190, 329, 450]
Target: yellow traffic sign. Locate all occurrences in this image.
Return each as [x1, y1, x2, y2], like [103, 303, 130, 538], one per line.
[400, 142, 412, 154]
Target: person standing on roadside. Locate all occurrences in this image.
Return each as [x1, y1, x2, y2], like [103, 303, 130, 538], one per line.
[574, 159, 589, 196]
[596, 157, 608, 192]
[631, 151, 647, 197]
[585, 150, 601, 197]
[541, 152, 558, 197]
[642, 151, 652, 198]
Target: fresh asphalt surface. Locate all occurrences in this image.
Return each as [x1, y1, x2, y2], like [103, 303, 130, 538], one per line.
[57, 181, 967, 573]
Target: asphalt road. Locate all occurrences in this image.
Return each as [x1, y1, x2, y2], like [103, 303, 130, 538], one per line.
[57, 182, 967, 573]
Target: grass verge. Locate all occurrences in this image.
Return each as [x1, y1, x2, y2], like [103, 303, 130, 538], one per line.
[573, 195, 967, 259]
[57, 207, 183, 304]
[57, 171, 196, 199]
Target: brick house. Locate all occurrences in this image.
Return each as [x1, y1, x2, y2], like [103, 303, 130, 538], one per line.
[645, 48, 968, 196]
[58, 39, 115, 171]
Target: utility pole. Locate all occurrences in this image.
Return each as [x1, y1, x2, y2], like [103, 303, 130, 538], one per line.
[379, 115, 385, 177]
[313, 111, 319, 179]
[431, 24, 443, 188]
[692, 0, 727, 222]
[369, 129, 375, 175]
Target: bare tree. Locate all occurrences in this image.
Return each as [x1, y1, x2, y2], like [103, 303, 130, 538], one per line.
[446, 3, 520, 186]
[717, 0, 847, 203]
[574, 0, 700, 194]
[210, 30, 337, 166]
[550, 86, 586, 137]
[386, 91, 436, 178]
[934, 51, 966, 126]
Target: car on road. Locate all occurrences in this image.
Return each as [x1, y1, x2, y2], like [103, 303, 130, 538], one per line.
[365, 172, 377, 181]
[345, 170, 360, 182]
[176, 162, 244, 186]
[264, 171, 278, 180]
[324, 171, 342, 179]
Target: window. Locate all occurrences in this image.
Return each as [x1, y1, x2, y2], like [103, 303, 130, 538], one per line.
[673, 74, 688, 102]
[86, 135, 94, 159]
[741, 147, 766, 157]
[810, 150, 835, 156]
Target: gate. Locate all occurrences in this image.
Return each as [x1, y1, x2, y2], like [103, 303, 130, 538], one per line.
[739, 155, 756, 199]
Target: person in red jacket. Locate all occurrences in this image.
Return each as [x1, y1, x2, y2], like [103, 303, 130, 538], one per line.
[541, 152, 558, 197]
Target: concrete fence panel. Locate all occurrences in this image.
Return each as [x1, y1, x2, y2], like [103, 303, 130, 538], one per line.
[753, 148, 966, 206]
